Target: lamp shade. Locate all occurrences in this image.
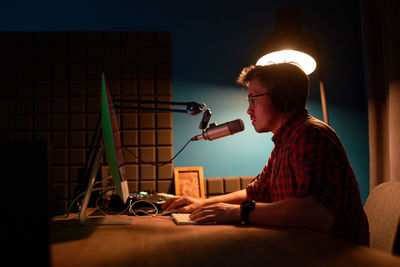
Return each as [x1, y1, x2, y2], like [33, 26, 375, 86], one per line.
[256, 6, 319, 75]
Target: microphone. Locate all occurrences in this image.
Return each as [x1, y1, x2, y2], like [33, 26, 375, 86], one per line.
[191, 119, 245, 141]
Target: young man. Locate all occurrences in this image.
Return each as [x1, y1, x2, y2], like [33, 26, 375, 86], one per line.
[163, 63, 369, 245]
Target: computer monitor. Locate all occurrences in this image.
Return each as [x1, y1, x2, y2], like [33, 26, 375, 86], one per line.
[100, 73, 129, 204]
[78, 73, 131, 225]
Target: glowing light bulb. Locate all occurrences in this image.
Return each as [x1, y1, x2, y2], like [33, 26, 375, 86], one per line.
[256, 50, 317, 75]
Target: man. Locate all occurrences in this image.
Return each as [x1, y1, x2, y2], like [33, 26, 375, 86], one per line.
[163, 63, 369, 245]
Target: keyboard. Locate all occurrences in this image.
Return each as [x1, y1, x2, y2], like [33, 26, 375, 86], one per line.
[171, 213, 197, 225]
[171, 213, 216, 225]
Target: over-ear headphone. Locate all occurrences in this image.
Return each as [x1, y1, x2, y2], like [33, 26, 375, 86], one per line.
[268, 71, 297, 113]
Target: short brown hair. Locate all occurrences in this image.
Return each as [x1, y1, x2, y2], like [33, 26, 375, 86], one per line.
[237, 63, 310, 112]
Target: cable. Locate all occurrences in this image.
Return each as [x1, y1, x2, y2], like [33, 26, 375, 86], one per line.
[128, 200, 159, 217]
[53, 138, 194, 219]
[95, 192, 161, 217]
[51, 185, 116, 220]
[124, 138, 192, 166]
[94, 188, 118, 216]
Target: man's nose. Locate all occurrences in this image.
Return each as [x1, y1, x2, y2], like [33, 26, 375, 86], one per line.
[247, 105, 253, 115]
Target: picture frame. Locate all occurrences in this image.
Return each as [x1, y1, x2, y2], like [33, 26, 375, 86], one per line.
[174, 166, 205, 199]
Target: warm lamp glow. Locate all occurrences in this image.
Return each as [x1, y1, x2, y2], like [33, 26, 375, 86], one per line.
[256, 49, 317, 75]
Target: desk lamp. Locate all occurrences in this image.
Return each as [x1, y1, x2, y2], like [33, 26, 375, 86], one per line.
[256, 6, 329, 125]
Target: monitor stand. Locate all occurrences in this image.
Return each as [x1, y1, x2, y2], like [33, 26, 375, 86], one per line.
[79, 146, 132, 226]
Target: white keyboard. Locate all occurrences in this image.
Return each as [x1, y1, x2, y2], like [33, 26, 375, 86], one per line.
[171, 213, 197, 225]
[171, 213, 216, 225]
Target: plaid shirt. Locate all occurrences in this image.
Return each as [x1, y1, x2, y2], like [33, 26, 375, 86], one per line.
[247, 110, 369, 245]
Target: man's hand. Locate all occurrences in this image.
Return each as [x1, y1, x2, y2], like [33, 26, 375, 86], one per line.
[161, 196, 205, 213]
[189, 203, 241, 224]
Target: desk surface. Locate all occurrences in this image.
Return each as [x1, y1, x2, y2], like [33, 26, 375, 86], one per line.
[51, 213, 400, 267]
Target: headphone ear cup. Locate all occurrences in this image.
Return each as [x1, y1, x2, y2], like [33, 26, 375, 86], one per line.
[269, 86, 288, 113]
[271, 71, 297, 113]
[280, 89, 294, 113]
[278, 94, 288, 113]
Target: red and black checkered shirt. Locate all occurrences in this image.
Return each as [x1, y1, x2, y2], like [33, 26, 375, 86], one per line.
[246, 109, 369, 245]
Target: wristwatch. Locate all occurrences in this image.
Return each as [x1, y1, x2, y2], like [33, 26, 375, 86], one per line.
[240, 200, 256, 224]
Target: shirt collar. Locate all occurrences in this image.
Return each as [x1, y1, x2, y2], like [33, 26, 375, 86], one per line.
[271, 109, 309, 145]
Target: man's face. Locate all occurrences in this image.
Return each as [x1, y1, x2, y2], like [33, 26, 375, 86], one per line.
[247, 78, 282, 133]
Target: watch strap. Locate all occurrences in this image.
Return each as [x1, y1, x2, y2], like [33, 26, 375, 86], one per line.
[240, 200, 255, 224]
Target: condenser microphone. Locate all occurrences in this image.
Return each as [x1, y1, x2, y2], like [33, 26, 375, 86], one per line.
[191, 119, 245, 141]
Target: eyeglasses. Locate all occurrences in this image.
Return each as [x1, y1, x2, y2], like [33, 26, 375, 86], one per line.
[247, 93, 269, 108]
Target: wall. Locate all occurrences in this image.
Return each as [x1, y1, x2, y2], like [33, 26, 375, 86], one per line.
[0, 31, 174, 214]
[0, 0, 369, 202]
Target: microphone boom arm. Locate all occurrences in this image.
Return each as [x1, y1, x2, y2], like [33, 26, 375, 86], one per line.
[114, 98, 207, 115]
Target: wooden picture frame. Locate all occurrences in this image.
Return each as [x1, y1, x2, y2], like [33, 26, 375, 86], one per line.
[174, 167, 205, 199]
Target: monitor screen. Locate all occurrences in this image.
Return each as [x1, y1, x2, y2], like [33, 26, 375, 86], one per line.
[101, 73, 129, 203]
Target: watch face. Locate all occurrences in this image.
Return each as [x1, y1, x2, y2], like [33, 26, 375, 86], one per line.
[242, 200, 255, 209]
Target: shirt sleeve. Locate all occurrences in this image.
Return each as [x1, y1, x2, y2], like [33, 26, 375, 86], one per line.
[290, 126, 345, 217]
[246, 149, 274, 202]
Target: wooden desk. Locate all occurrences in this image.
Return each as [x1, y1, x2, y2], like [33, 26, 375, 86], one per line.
[51, 214, 400, 267]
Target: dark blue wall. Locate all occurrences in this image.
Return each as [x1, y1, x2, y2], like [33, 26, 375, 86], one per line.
[0, 0, 369, 202]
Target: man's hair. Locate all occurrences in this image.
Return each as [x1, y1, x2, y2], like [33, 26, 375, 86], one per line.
[237, 63, 310, 113]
